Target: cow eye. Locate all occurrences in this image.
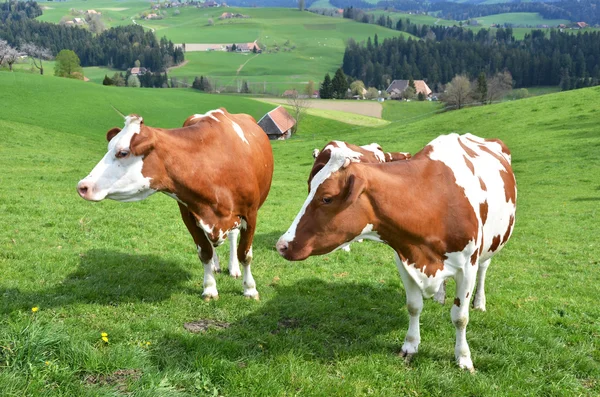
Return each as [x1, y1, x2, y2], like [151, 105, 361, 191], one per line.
[115, 150, 130, 159]
[322, 196, 332, 204]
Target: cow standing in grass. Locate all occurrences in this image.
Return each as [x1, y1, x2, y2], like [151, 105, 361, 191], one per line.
[77, 109, 274, 301]
[277, 133, 516, 371]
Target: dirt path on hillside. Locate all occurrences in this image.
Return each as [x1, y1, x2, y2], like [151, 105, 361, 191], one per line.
[258, 98, 383, 118]
[167, 60, 189, 73]
[236, 54, 260, 75]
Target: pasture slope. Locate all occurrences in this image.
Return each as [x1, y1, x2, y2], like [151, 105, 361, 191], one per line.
[0, 72, 599, 396]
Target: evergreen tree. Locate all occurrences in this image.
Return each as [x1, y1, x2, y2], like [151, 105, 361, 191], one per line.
[242, 80, 250, 93]
[332, 68, 349, 99]
[320, 73, 333, 99]
[475, 72, 488, 105]
[102, 75, 113, 86]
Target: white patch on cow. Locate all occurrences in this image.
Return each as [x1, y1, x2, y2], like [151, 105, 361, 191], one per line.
[360, 143, 386, 162]
[197, 219, 214, 235]
[228, 229, 241, 278]
[191, 109, 223, 123]
[279, 146, 363, 244]
[429, 134, 517, 262]
[333, 224, 384, 253]
[227, 117, 249, 145]
[78, 116, 155, 202]
[164, 192, 187, 207]
[312, 148, 320, 159]
[240, 219, 248, 230]
[401, 239, 477, 298]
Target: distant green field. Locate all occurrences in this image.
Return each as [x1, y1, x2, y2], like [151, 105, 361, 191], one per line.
[474, 12, 570, 27]
[36, 5, 411, 92]
[160, 8, 412, 92]
[381, 100, 442, 123]
[1, 71, 599, 396]
[37, 0, 151, 27]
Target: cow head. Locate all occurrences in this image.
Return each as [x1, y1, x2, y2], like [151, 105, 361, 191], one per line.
[77, 115, 157, 202]
[277, 147, 373, 261]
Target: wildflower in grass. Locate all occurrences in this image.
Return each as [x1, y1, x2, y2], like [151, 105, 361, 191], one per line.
[31, 307, 39, 313]
[101, 332, 109, 343]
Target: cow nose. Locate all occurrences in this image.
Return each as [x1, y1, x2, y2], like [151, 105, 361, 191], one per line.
[77, 181, 90, 199]
[276, 239, 289, 256]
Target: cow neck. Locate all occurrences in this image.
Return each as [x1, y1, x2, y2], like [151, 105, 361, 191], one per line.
[149, 126, 221, 211]
[358, 158, 437, 253]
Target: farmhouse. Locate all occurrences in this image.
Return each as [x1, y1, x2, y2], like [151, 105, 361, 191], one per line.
[258, 106, 296, 140]
[575, 21, 588, 28]
[129, 67, 150, 76]
[282, 89, 298, 98]
[226, 42, 261, 53]
[85, 9, 101, 16]
[386, 79, 432, 99]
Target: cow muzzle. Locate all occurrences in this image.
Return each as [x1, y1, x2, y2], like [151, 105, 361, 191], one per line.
[77, 180, 100, 201]
[275, 237, 311, 261]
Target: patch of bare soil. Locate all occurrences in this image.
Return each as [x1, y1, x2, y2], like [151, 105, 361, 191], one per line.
[184, 319, 231, 333]
[84, 369, 142, 392]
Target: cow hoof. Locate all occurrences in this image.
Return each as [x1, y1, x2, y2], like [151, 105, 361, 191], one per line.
[400, 351, 415, 363]
[472, 304, 486, 312]
[229, 269, 242, 278]
[244, 290, 260, 301]
[457, 356, 475, 373]
[202, 294, 219, 302]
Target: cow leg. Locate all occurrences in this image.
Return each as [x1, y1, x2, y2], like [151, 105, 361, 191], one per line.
[394, 253, 423, 359]
[177, 204, 219, 301]
[451, 266, 478, 372]
[472, 258, 491, 311]
[237, 215, 259, 300]
[433, 280, 447, 305]
[228, 229, 242, 278]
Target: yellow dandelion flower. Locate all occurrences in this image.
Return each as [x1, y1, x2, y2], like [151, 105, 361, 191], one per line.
[101, 332, 108, 337]
[102, 336, 109, 343]
[146, 341, 151, 346]
[45, 361, 50, 366]
[31, 307, 39, 313]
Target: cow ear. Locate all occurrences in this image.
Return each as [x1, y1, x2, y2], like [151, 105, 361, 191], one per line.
[106, 127, 121, 142]
[344, 173, 366, 203]
[130, 127, 155, 156]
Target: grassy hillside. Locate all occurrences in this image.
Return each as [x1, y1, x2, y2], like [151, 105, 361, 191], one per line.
[36, 4, 411, 92]
[474, 12, 570, 26]
[1, 72, 599, 395]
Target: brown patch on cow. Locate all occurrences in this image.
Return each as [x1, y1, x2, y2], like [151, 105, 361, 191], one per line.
[466, 292, 470, 298]
[106, 127, 121, 142]
[454, 298, 461, 307]
[470, 252, 478, 266]
[463, 155, 475, 174]
[478, 177, 487, 191]
[458, 139, 478, 158]
[502, 215, 515, 245]
[485, 138, 511, 157]
[386, 152, 412, 161]
[489, 235, 502, 253]
[479, 145, 510, 170]
[500, 170, 517, 204]
[480, 201, 488, 225]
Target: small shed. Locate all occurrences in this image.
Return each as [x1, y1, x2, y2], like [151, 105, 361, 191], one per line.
[258, 106, 296, 140]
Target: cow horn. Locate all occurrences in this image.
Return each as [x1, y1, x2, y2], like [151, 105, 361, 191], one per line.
[110, 105, 126, 119]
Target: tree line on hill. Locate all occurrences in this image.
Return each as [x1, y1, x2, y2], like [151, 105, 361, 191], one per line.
[0, 0, 42, 23]
[337, 0, 600, 25]
[0, 1, 184, 73]
[342, 29, 600, 91]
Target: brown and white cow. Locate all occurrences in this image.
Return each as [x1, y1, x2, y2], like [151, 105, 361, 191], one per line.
[310, 141, 411, 252]
[276, 133, 516, 371]
[77, 108, 274, 300]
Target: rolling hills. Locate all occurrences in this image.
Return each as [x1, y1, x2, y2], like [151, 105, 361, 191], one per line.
[0, 71, 599, 395]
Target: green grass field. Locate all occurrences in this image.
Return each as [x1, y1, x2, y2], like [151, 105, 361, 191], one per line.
[368, 10, 460, 26]
[474, 12, 571, 27]
[36, 4, 412, 92]
[1, 72, 599, 395]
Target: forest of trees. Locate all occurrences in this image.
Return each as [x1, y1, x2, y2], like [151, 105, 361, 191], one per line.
[341, 0, 600, 25]
[342, 28, 600, 90]
[0, 0, 42, 23]
[0, 1, 184, 72]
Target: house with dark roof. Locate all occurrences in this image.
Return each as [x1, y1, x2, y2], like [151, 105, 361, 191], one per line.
[258, 106, 296, 140]
[386, 79, 432, 99]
